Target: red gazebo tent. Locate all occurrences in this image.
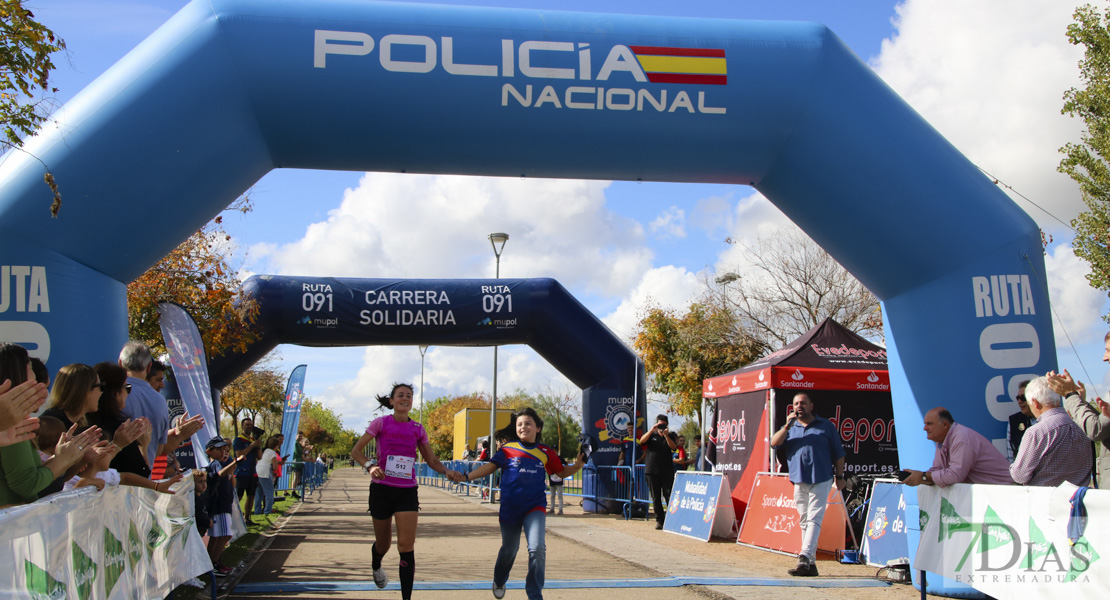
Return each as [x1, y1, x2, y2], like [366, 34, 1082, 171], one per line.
[701, 318, 896, 519]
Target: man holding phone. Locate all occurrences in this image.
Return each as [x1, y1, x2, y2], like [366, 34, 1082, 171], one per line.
[770, 393, 845, 577]
[638, 414, 677, 530]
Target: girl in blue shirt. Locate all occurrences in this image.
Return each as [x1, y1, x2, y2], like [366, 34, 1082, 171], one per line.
[457, 407, 585, 600]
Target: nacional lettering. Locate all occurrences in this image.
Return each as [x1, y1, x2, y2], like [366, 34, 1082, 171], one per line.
[365, 290, 451, 305]
[0, 265, 49, 313]
[314, 32, 727, 115]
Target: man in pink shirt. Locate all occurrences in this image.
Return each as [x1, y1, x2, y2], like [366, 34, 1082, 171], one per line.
[901, 407, 1012, 487]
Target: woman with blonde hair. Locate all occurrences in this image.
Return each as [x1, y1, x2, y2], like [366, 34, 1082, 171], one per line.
[40, 363, 100, 430]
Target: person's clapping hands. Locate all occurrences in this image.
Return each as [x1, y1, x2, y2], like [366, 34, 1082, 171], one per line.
[0, 379, 47, 432]
[173, 412, 205, 439]
[155, 472, 184, 495]
[55, 425, 104, 468]
[112, 418, 150, 449]
[0, 417, 39, 447]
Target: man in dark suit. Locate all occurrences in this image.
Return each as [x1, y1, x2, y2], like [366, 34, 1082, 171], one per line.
[1007, 380, 1035, 461]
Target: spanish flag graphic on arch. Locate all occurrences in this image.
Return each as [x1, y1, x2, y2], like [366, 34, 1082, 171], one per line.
[629, 46, 727, 85]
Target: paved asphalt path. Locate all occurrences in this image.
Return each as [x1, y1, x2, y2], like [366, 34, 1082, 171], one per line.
[228, 468, 894, 600]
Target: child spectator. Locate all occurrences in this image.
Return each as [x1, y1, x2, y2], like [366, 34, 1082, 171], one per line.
[204, 438, 241, 577]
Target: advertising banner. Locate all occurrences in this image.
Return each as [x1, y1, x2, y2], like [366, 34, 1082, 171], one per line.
[712, 391, 767, 509]
[0, 477, 210, 599]
[771, 389, 898, 477]
[915, 483, 1109, 599]
[279, 365, 308, 463]
[861, 479, 909, 567]
[157, 302, 216, 466]
[664, 472, 732, 541]
[737, 473, 848, 555]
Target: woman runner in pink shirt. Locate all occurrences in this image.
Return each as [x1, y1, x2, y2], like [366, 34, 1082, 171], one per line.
[351, 383, 461, 600]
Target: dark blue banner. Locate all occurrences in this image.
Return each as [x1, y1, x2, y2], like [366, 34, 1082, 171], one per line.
[158, 302, 217, 467]
[862, 479, 909, 567]
[663, 472, 727, 541]
[279, 365, 308, 464]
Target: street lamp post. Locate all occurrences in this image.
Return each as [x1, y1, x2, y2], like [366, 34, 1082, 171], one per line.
[487, 232, 509, 503]
[418, 345, 428, 425]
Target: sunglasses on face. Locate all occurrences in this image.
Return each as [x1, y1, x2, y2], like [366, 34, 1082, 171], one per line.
[91, 381, 106, 390]
[1016, 394, 1027, 402]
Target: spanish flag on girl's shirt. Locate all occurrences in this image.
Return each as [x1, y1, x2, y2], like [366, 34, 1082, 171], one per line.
[490, 441, 565, 523]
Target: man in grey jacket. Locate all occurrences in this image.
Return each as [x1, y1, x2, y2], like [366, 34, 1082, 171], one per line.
[1046, 334, 1110, 488]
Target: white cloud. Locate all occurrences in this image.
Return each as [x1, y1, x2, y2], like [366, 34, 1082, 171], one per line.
[872, 0, 1086, 232]
[648, 206, 686, 239]
[249, 174, 651, 297]
[602, 265, 704, 342]
[1045, 243, 1108, 347]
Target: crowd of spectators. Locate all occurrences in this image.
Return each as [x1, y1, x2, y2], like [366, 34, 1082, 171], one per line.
[0, 341, 200, 509]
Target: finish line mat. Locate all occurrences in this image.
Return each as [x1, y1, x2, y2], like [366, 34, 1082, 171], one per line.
[233, 576, 890, 593]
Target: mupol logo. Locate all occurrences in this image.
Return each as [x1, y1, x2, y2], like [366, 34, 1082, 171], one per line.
[314, 32, 728, 115]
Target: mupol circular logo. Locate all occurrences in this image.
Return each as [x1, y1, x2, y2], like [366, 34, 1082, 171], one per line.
[604, 404, 632, 441]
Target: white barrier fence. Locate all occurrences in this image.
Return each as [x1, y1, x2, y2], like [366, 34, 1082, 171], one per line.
[916, 482, 1109, 599]
[0, 477, 211, 599]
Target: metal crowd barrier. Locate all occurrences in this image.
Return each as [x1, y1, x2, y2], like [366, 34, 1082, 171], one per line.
[275, 460, 331, 498]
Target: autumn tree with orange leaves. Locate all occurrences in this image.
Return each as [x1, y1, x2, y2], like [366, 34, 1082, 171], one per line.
[126, 199, 259, 358]
[634, 301, 766, 419]
[219, 365, 285, 437]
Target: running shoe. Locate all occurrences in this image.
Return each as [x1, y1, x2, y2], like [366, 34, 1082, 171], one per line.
[373, 566, 389, 589]
[492, 582, 506, 599]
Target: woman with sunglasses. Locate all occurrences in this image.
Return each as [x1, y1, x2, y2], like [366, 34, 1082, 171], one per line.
[86, 363, 158, 486]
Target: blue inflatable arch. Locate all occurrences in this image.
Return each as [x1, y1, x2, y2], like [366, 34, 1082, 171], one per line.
[0, 0, 1053, 481]
[206, 275, 647, 464]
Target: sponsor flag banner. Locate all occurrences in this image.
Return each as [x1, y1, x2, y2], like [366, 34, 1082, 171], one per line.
[0, 477, 210, 598]
[157, 302, 217, 466]
[712, 391, 767, 517]
[861, 479, 910, 567]
[664, 472, 733, 541]
[278, 365, 308, 489]
[915, 483, 1110, 598]
[737, 472, 848, 555]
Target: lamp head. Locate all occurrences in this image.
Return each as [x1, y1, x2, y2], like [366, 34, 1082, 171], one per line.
[488, 232, 509, 257]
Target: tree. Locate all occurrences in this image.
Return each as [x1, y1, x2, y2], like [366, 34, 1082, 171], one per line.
[126, 199, 259, 358]
[715, 230, 883, 347]
[530, 388, 582, 457]
[219, 365, 285, 437]
[677, 419, 700, 444]
[1061, 4, 1110, 320]
[634, 301, 767, 418]
[299, 400, 358, 459]
[1, 0, 65, 215]
[422, 393, 489, 459]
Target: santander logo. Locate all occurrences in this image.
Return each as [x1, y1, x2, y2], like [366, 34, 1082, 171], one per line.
[758, 371, 765, 381]
[731, 376, 738, 386]
[780, 368, 814, 388]
[708, 381, 714, 391]
[867, 372, 880, 383]
[857, 371, 890, 391]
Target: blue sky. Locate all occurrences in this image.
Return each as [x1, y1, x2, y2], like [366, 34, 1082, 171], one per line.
[29, 0, 1108, 431]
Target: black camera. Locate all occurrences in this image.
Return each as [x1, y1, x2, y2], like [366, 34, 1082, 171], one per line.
[251, 426, 265, 439]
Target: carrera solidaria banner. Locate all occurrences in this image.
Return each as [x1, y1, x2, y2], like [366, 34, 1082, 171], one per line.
[915, 483, 1109, 598]
[0, 476, 210, 599]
